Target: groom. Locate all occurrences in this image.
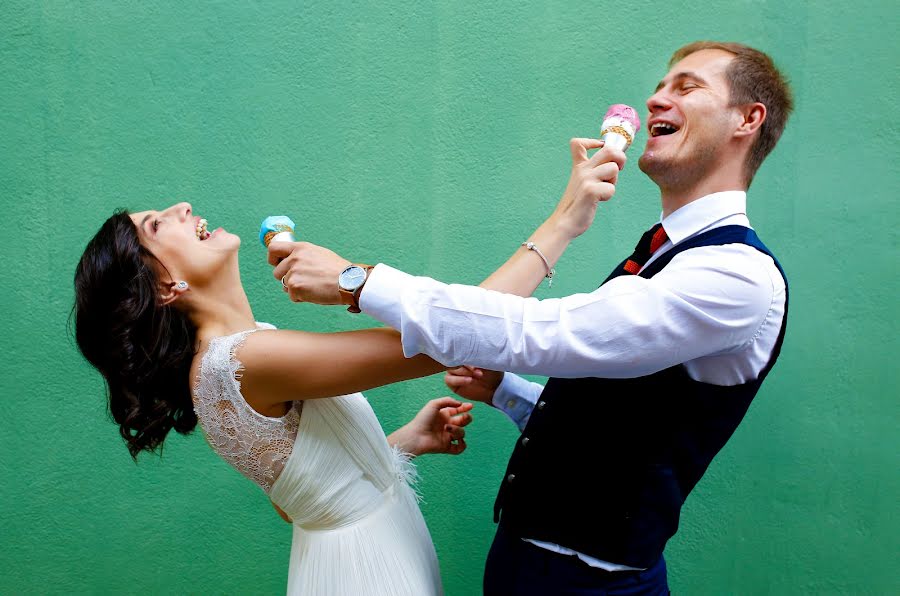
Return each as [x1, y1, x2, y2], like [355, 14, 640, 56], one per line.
[270, 41, 793, 594]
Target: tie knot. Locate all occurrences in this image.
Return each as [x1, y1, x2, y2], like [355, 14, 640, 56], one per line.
[648, 223, 668, 255]
[622, 223, 669, 275]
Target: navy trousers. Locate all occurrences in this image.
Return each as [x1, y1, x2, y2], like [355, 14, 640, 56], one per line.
[484, 524, 669, 596]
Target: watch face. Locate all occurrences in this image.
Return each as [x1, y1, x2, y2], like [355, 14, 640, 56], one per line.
[339, 265, 367, 291]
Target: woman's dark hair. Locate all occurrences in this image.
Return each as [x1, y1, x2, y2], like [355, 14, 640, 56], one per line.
[73, 210, 197, 459]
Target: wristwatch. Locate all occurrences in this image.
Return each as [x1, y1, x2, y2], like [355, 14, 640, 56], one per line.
[338, 264, 374, 313]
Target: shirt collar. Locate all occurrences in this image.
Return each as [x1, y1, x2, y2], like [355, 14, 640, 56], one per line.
[658, 191, 747, 246]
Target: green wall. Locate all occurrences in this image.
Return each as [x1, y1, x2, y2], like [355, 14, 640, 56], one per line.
[2, 1, 897, 594]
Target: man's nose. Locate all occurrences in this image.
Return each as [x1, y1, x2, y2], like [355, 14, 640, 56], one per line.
[646, 89, 672, 113]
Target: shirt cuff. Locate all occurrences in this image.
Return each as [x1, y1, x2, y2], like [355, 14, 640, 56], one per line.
[359, 264, 414, 332]
[493, 372, 544, 431]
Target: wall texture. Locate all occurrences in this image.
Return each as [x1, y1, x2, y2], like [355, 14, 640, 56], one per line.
[2, 1, 897, 594]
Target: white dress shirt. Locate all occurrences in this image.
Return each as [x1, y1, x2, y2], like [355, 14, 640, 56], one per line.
[360, 191, 787, 570]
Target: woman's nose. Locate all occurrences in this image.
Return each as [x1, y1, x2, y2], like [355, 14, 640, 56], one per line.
[164, 201, 192, 220]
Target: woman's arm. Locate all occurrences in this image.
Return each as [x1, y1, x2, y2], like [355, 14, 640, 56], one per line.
[387, 397, 474, 456]
[479, 139, 625, 296]
[236, 327, 444, 410]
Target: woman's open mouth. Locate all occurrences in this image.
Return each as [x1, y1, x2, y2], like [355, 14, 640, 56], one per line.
[196, 218, 210, 240]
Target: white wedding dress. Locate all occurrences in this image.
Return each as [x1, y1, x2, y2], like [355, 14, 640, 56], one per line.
[191, 324, 443, 595]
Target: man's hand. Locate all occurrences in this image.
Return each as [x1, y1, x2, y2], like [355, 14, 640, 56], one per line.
[551, 138, 627, 239]
[444, 366, 504, 405]
[269, 241, 352, 304]
[389, 397, 474, 456]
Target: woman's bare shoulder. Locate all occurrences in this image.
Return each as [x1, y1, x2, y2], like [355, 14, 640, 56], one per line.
[230, 329, 311, 413]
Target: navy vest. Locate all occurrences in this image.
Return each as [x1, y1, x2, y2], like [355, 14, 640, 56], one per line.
[494, 225, 789, 568]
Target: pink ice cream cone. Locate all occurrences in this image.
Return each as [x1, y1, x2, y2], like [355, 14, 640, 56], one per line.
[600, 104, 641, 151]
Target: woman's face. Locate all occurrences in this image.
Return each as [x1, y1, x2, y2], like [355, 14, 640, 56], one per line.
[129, 202, 240, 286]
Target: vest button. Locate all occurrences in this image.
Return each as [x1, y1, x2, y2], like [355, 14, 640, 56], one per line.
[507, 474, 516, 483]
[521, 437, 530, 447]
[537, 401, 547, 410]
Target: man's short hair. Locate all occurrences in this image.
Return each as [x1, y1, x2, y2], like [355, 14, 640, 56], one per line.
[670, 41, 794, 186]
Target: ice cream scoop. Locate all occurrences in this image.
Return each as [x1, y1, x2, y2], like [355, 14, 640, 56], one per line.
[259, 215, 296, 247]
[600, 104, 641, 151]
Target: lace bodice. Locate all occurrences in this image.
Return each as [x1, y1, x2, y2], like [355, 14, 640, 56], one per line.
[192, 323, 301, 493]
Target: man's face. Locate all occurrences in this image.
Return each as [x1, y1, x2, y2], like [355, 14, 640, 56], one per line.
[638, 49, 741, 189]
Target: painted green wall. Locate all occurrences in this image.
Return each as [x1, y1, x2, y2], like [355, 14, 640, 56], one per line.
[2, 1, 897, 594]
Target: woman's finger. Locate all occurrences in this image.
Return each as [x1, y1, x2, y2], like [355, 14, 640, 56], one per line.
[447, 426, 466, 440]
[449, 412, 474, 427]
[429, 396, 463, 410]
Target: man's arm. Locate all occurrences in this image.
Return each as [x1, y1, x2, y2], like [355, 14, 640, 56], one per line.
[355, 250, 773, 379]
[263, 141, 769, 380]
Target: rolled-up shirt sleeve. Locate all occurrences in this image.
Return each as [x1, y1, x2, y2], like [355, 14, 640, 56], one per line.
[359, 247, 775, 380]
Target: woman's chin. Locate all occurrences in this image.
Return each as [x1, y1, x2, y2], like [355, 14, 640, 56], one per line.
[207, 228, 241, 250]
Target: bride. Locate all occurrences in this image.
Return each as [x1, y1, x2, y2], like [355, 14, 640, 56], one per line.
[72, 201, 474, 595]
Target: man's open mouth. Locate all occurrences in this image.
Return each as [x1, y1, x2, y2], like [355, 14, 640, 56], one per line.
[649, 122, 679, 137]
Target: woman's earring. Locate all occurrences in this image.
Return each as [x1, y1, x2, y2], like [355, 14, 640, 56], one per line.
[176, 281, 189, 291]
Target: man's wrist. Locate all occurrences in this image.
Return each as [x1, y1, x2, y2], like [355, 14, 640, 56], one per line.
[477, 371, 505, 407]
[354, 264, 413, 330]
[338, 263, 374, 313]
[338, 281, 355, 306]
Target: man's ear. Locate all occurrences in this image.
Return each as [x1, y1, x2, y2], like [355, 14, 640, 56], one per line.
[159, 280, 189, 306]
[734, 102, 766, 139]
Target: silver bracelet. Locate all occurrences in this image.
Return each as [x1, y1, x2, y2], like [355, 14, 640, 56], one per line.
[522, 241, 555, 287]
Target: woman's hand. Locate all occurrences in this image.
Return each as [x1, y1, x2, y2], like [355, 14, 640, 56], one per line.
[444, 366, 504, 405]
[550, 139, 627, 240]
[389, 397, 474, 456]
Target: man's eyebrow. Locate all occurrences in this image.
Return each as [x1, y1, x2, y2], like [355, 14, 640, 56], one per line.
[656, 71, 709, 91]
